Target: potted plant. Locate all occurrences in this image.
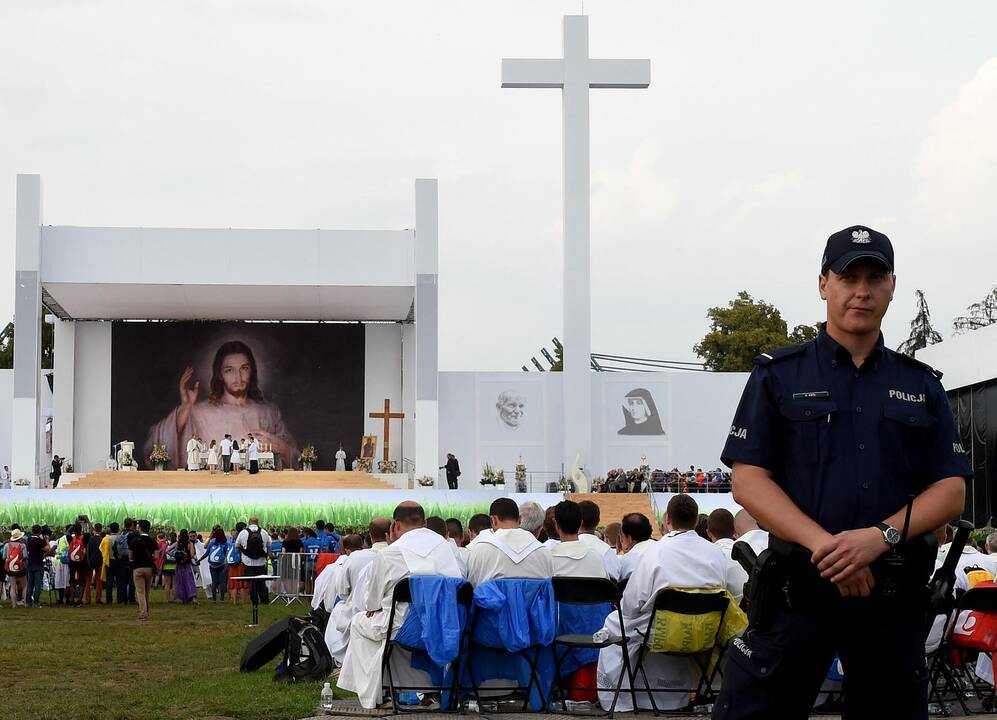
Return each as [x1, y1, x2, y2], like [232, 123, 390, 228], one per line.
[378, 459, 398, 473]
[148, 444, 169, 471]
[495, 469, 506, 485]
[358, 457, 373, 473]
[417, 475, 435, 487]
[299, 444, 318, 471]
[480, 463, 497, 486]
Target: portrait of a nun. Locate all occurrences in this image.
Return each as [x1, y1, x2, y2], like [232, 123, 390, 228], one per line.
[618, 388, 665, 435]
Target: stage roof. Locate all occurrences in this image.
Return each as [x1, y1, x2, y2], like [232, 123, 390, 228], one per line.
[39, 225, 416, 321]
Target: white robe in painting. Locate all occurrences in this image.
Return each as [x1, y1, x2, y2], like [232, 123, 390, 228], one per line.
[335, 449, 347, 472]
[619, 539, 657, 581]
[552, 540, 609, 578]
[144, 398, 298, 471]
[712, 537, 750, 604]
[336, 529, 463, 708]
[325, 542, 388, 664]
[578, 532, 622, 581]
[597, 530, 728, 712]
[465, 528, 553, 586]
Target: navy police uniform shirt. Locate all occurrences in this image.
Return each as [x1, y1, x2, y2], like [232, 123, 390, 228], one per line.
[722, 326, 972, 535]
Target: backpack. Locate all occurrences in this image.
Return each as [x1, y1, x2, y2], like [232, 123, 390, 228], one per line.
[273, 616, 334, 683]
[68, 535, 86, 564]
[208, 541, 227, 567]
[226, 541, 242, 565]
[4, 542, 24, 574]
[114, 532, 130, 561]
[174, 544, 190, 566]
[244, 528, 266, 560]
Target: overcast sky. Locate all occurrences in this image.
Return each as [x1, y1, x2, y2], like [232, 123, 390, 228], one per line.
[2, 1, 996, 371]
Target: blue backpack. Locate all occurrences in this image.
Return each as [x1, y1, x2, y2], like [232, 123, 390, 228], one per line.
[226, 540, 242, 565]
[208, 541, 227, 567]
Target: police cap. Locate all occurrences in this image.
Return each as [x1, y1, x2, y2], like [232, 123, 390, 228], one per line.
[821, 225, 894, 275]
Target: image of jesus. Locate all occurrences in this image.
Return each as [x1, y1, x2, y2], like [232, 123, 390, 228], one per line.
[143, 340, 299, 470]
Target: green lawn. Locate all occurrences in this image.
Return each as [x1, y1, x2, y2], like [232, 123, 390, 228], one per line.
[3, 589, 339, 720]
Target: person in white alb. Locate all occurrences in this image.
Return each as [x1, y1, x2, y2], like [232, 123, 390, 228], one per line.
[519, 501, 546, 540]
[466, 513, 492, 545]
[618, 512, 657, 581]
[465, 498, 553, 586]
[576, 500, 622, 581]
[551, 500, 609, 578]
[336, 502, 463, 708]
[335, 446, 347, 472]
[596, 495, 728, 712]
[247, 434, 260, 475]
[707, 508, 750, 603]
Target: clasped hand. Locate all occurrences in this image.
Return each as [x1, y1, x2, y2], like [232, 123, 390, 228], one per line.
[811, 528, 889, 597]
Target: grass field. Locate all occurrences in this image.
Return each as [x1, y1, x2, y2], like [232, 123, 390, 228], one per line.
[3, 589, 339, 720]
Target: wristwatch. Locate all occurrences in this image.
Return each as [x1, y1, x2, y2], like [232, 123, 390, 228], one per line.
[875, 522, 901, 547]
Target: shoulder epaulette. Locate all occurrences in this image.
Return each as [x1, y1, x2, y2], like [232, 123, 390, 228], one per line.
[893, 350, 943, 380]
[753, 343, 808, 366]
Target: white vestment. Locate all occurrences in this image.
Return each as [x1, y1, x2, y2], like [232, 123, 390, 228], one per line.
[597, 530, 728, 712]
[619, 539, 657, 581]
[578, 532, 622, 581]
[543, 538, 561, 551]
[465, 528, 553, 586]
[313, 555, 348, 611]
[712, 537, 750, 603]
[552, 540, 610, 578]
[468, 528, 493, 545]
[336, 529, 463, 708]
[335, 449, 347, 472]
[193, 539, 212, 592]
[448, 538, 469, 577]
[735, 529, 770, 556]
[186, 438, 201, 470]
[326, 542, 388, 663]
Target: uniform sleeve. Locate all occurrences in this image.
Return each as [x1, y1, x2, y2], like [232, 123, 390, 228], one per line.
[926, 380, 973, 483]
[720, 367, 780, 471]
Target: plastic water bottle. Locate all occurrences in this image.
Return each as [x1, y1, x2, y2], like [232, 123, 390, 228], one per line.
[320, 682, 333, 710]
[592, 628, 610, 643]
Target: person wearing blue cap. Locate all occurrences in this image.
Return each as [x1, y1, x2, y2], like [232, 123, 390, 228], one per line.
[712, 226, 971, 719]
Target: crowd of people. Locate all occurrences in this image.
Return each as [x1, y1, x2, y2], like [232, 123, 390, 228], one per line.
[0, 515, 344, 620]
[596, 466, 731, 493]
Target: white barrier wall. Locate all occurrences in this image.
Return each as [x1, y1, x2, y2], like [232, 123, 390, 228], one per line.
[438, 370, 750, 482]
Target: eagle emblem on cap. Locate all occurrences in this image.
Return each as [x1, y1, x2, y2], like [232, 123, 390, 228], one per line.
[851, 229, 871, 244]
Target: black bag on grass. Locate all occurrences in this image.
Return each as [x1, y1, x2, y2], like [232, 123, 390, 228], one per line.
[273, 616, 333, 683]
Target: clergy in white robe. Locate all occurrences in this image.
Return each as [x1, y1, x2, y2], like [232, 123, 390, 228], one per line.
[465, 498, 553, 586]
[335, 447, 347, 472]
[707, 509, 750, 603]
[733, 509, 770, 556]
[577, 500, 623, 581]
[329, 520, 391, 655]
[618, 512, 657, 581]
[193, 537, 212, 596]
[186, 436, 201, 470]
[466, 513, 492, 545]
[597, 495, 728, 712]
[550, 500, 609, 578]
[336, 503, 464, 708]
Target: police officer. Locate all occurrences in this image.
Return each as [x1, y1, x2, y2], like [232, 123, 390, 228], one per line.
[713, 226, 971, 720]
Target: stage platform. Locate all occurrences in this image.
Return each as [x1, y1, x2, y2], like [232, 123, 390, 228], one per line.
[60, 469, 397, 490]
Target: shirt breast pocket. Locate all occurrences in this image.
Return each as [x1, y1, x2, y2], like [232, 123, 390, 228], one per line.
[779, 399, 837, 465]
[881, 403, 936, 477]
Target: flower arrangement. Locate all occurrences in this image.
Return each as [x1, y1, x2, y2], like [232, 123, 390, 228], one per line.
[378, 459, 398, 473]
[417, 475, 435, 487]
[515, 459, 527, 493]
[357, 457, 373, 473]
[480, 463, 505, 485]
[148, 444, 169, 469]
[13, 477, 30, 487]
[299, 444, 318, 470]
[64, 460, 74, 473]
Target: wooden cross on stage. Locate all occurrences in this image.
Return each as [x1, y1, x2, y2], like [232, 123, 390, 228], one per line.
[369, 398, 405, 464]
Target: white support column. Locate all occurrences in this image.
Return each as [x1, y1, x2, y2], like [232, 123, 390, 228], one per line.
[52, 319, 76, 468]
[12, 174, 42, 487]
[414, 178, 440, 483]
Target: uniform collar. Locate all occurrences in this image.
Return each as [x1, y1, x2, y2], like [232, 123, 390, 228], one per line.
[816, 324, 885, 367]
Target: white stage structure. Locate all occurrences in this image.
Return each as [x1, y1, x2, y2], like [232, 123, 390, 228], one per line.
[10, 175, 441, 486]
[503, 15, 650, 475]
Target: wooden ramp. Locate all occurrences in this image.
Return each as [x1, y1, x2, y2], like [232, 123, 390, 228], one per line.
[569, 492, 661, 537]
[63, 470, 395, 490]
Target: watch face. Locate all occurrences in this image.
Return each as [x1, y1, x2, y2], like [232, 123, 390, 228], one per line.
[885, 527, 901, 545]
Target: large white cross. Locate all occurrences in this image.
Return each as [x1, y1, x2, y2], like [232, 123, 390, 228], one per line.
[502, 15, 649, 472]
